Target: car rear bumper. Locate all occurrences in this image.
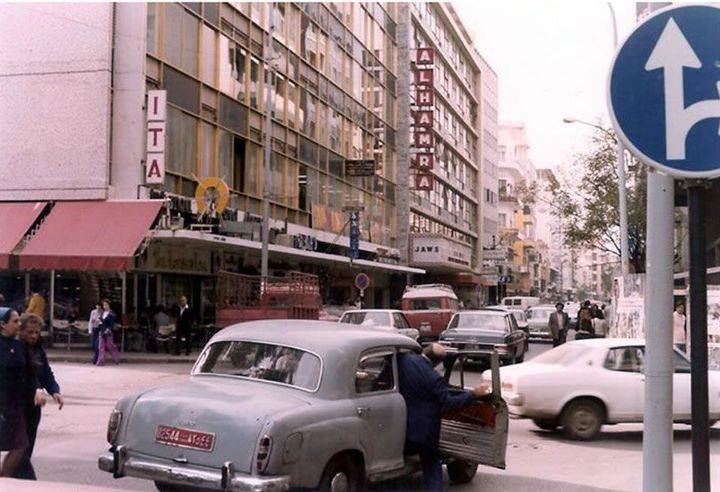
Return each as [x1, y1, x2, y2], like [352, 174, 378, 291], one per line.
[99, 447, 290, 492]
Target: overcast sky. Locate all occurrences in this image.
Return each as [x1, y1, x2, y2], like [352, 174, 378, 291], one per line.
[453, 0, 638, 169]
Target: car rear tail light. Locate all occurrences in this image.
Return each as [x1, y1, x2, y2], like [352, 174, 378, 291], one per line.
[255, 435, 272, 473]
[494, 343, 508, 354]
[107, 409, 122, 444]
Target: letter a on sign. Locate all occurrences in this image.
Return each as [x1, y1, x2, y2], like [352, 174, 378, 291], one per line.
[146, 154, 165, 184]
[416, 173, 434, 191]
[414, 110, 433, 128]
[416, 48, 434, 65]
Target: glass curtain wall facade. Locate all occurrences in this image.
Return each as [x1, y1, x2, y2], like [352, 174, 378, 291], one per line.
[146, 2, 399, 247]
[408, 3, 480, 260]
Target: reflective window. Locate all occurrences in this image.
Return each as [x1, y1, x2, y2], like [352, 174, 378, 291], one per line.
[166, 107, 197, 177]
[219, 36, 246, 102]
[199, 122, 215, 178]
[249, 56, 261, 109]
[355, 352, 394, 394]
[194, 340, 322, 391]
[200, 24, 216, 86]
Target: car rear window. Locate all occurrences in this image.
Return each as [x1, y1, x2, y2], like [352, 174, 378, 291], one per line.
[193, 341, 322, 391]
[449, 313, 507, 331]
[531, 343, 592, 365]
[411, 299, 442, 310]
[340, 311, 391, 326]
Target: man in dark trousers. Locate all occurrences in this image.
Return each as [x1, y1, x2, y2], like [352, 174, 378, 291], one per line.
[174, 296, 194, 356]
[548, 302, 570, 347]
[397, 343, 488, 491]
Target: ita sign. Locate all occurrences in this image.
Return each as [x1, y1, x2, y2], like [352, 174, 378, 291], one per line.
[608, 4, 720, 178]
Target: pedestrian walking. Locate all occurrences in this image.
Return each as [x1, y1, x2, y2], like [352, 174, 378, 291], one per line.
[25, 291, 46, 320]
[174, 296, 194, 356]
[673, 303, 687, 353]
[397, 343, 488, 491]
[96, 299, 120, 366]
[14, 313, 63, 480]
[0, 308, 45, 478]
[576, 301, 594, 339]
[88, 302, 102, 364]
[548, 303, 569, 347]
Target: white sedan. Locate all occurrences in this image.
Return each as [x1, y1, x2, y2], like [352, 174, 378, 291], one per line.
[483, 338, 720, 440]
[339, 309, 420, 340]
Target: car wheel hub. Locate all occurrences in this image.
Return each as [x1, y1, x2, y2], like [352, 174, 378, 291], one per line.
[330, 472, 349, 492]
[572, 410, 597, 433]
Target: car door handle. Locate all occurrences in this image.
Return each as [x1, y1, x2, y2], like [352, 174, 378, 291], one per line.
[356, 406, 371, 416]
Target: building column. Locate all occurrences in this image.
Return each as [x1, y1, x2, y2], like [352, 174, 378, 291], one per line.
[110, 3, 148, 199]
[396, 5, 411, 268]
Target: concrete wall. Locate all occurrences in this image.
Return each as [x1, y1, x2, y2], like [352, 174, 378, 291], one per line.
[0, 4, 114, 200]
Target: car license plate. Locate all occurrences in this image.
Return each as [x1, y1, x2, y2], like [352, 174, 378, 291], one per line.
[155, 425, 215, 452]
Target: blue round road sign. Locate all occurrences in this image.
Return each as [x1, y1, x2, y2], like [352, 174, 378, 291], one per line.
[608, 4, 720, 178]
[355, 273, 370, 291]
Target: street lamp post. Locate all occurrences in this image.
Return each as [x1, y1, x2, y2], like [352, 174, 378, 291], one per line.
[562, 117, 629, 277]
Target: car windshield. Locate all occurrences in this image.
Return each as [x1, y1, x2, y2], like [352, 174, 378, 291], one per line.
[528, 308, 555, 319]
[531, 343, 593, 365]
[340, 311, 391, 326]
[193, 341, 322, 391]
[449, 313, 507, 331]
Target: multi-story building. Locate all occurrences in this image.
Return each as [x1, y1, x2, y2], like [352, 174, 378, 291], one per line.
[497, 123, 541, 296]
[535, 168, 563, 296]
[396, 2, 499, 307]
[0, 3, 425, 323]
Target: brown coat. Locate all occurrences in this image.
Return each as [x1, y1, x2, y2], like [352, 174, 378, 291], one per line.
[547, 311, 569, 339]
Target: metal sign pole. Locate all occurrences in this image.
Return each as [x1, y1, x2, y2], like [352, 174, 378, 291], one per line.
[642, 170, 674, 492]
[688, 183, 710, 491]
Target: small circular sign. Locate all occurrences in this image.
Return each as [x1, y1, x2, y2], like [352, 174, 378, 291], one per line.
[354, 273, 371, 291]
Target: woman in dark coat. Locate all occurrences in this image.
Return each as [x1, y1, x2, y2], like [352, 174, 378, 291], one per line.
[14, 312, 64, 480]
[0, 307, 44, 477]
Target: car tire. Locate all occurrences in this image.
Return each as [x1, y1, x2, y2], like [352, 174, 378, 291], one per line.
[532, 418, 558, 431]
[561, 399, 604, 441]
[317, 455, 364, 492]
[447, 459, 478, 484]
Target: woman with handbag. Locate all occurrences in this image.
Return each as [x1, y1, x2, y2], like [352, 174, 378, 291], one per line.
[96, 299, 120, 366]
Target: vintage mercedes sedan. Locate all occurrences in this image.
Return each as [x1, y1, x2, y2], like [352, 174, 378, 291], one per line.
[99, 320, 508, 491]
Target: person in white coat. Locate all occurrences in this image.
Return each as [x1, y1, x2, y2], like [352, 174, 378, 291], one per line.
[673, 303, 687, 353]
[88, 302, 102, 364]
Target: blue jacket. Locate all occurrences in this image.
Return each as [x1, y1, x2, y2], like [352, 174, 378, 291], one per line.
[99, 311, 117, 335]
[397, 353, 475, 448]
[0, 334, 38, 416]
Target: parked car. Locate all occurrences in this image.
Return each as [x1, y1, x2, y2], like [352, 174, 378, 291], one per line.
[439, 309, 528, 365]
[501, 296, 540, 311]
[339, 309, 419, 340]
[99, 320, 508, 491]
[483, 338, 720, 440]
[525, 305, 557, 340]
[401, 284, 459, 342]
[508, 309, 530, 351]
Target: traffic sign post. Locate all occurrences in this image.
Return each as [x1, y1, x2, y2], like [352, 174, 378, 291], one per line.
[608, 5, 719, 490]
[354, 273, 370, 308]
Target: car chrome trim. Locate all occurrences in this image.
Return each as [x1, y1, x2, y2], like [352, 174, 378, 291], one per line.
[99, 452, 290, 492]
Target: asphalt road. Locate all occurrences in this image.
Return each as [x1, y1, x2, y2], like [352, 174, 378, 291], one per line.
[13, 341, 719, 492]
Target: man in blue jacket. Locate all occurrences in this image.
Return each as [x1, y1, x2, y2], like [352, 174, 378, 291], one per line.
[398, 343, 488, 491]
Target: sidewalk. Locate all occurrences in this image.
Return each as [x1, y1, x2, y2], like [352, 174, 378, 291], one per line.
[45, 348, 198, 364]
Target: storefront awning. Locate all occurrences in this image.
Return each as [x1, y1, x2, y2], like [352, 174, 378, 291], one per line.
[148, 229, 426, 275]
[19, 200, 164, 271]
[0, 202, 47, 269]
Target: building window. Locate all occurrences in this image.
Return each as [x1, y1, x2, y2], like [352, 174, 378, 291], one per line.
[161, 4, 199, 76]
[166, 107, 197, 177]
[219, 35, 246, 102]
[200, 24, 216, 86]
[250, 56, 261, 109]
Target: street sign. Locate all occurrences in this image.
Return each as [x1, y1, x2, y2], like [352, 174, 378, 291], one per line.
[345, 159, 376, 177]
[349, 210, 360, 260]
[608, 5, 720, 178]
[354, 273, 370, 291]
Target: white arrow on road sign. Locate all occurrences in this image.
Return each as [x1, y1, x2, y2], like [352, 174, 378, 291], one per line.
[645, 17, 720, 160]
